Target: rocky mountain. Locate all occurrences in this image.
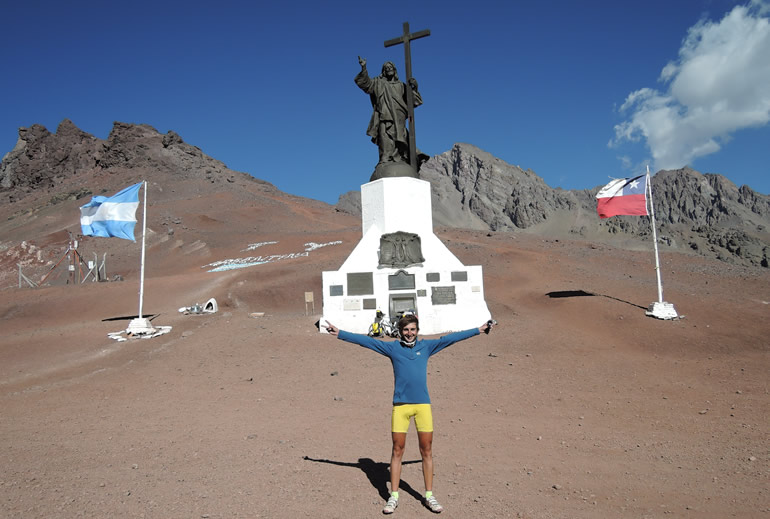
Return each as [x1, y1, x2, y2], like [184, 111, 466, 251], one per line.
[0, 120, 354, 289]
[2, 122, 768, 271]
[336, 143, 770, 268]
[0, 119, 262, 203]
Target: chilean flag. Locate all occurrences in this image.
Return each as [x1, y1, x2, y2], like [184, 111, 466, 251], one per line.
[596, 174, 648, 219]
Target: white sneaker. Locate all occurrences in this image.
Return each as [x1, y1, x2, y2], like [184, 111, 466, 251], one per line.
[425, 495, 443, 513]
[383, 496, 398, 514]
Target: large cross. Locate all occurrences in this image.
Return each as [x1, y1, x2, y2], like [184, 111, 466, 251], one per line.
[384, 22, 430, 171]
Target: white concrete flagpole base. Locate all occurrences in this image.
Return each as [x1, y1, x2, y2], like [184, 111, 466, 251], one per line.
[126, 317, 156, 335]
[646, 301, 679, 320]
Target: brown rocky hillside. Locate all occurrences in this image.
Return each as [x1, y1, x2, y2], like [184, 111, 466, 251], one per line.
[0, 120, 768, 518]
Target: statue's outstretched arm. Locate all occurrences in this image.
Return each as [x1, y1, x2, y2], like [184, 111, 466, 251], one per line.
[355, 56, 371, 91]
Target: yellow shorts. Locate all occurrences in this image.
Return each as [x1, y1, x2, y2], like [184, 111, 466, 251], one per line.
[391, 404, 433, 433]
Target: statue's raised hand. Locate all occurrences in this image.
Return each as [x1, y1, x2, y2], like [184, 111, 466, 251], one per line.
[358, 56, 366, 68]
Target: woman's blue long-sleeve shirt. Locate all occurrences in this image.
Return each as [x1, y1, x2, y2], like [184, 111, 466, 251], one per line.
[337, 328, 479, 404]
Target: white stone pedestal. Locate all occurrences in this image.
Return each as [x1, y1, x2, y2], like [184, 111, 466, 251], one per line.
[321, 177, 491, 335]
[645, 301, 679, 320]
[126, 317, 155, 335]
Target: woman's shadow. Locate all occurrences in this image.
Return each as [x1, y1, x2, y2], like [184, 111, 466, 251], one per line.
[303, 456, 422, 502]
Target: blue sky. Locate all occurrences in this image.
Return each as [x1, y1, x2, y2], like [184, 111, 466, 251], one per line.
[2, 0, 768, 204]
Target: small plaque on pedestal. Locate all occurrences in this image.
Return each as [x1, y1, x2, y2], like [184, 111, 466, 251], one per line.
[431, 286, 457, 305]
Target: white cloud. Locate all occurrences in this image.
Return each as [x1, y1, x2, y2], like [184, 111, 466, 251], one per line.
[610, 1, 770, 171]
[752, 0, 770, 15]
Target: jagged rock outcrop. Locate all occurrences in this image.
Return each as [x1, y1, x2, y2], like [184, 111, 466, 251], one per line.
[0, 120, 265, 203]
[97, 122, 233, 182]
[420, 144, 583, 230]
[599, 167, 770, 267]
[336, 143, 770, 268]
[1, 120, 101, 194]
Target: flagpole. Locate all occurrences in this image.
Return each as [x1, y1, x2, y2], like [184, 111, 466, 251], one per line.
[644, 166, 678, 319]
[646, 165, 664, 303]
[138, 180, 147, 320]
[83, 180, 163, 335]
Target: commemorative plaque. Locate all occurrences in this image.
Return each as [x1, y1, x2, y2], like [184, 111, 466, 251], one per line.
[431, 286, 456, 305]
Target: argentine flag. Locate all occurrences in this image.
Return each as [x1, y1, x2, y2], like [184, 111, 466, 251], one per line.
[80, 182, 142, 241]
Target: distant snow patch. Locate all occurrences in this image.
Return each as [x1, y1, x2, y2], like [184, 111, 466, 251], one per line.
[304, 241, 342, 251]
[204, 240, 342, 272]
[243, 241, 279, 252]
